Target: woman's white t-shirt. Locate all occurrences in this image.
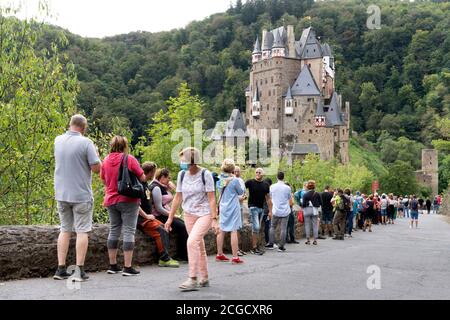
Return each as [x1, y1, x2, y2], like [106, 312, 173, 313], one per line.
[176, 169, 215, 216]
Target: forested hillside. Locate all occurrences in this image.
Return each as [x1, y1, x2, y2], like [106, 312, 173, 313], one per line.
[39, 0, 448, 148]
[1, 0, 449, 225]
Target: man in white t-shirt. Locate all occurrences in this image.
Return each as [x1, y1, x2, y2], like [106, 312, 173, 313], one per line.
[266, 171, 292, 252]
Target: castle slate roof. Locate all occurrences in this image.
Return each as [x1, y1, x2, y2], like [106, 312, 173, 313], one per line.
[321, 43, 332, 57]
[290, 65, 321, 96]
[295, 27, 323, 59]
[291, 143, 320, 155]
[210, 121, 226, 141]
[316, 99, 325, 116]
[256, 26, 332, 60]
[253, 36, 261, 54]
[262, 26, 287, 51]
[324, 92, 344, 126]
[285, 86, 293, 100]
[272, 30, 284, 49]
[224, 109, 247, 137]
[262, 31, 273, 51]
[252, 86, 260, 102]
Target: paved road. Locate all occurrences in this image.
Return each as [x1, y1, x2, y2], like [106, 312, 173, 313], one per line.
[1, 213, 449, 300]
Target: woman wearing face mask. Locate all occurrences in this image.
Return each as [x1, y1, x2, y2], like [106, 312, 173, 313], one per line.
[151, 168, 189, 263]
[165, 147, 219, 291]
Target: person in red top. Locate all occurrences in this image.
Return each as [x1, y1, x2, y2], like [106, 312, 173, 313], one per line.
[101, 135, 145, 276]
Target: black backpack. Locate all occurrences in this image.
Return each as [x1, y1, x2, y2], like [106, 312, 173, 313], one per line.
[180, 168, 207, 187]
[117, 154, 144, 198]
[411, 199, 419, 211]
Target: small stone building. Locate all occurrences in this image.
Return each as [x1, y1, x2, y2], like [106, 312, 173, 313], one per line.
[415, 149, 439, 196]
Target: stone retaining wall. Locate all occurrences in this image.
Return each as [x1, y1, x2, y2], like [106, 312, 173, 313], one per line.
[0, 221, 305, 281]
[439, 191, 450, 216]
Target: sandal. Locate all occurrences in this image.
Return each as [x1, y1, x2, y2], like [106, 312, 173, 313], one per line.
[312, 240, 317, 245]
[305, 240, 311, 245]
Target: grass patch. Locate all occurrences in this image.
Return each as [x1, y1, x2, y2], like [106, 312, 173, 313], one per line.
[349, 137, 387, 178]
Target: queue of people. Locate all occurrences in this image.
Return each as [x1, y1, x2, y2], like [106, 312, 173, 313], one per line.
[53, 114, 442, 290]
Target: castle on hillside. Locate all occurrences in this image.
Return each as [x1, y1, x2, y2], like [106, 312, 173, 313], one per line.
[213, 25, 350, 163]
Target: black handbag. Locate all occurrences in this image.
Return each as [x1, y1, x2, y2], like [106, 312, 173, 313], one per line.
[117, 154, 144, 198]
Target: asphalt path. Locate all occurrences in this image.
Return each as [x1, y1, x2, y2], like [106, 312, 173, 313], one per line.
[1, 213, 449, 300]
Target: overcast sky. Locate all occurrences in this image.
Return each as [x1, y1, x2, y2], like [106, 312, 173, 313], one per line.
[3, 0, 235, 38]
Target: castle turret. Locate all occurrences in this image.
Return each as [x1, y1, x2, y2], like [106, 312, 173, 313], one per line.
[272, 31, 285, 57]
[315, 99, 326, 127]
[261, 29, 272, 60]
[252, 86, 261, 118]
[284, 86, 293, 116]
[324, 92, 343, 126]
[252, 36, 262, 63]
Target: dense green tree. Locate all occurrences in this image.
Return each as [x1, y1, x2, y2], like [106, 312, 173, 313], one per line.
[0, 13, 78, 224]
[140, 83, 205, 173]
[380, 161, 419, 196]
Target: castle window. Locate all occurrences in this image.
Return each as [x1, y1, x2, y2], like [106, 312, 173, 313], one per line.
[267, 105, 269, 111]
[302, 130, 305, 133]
[311, 110, 314, 114]
[295, 101, 297, 107]
[295, 119, 297, 122]
[308, 119, 311, 124]
[271, 77, 273, 83]
[265, 79, 268, 84]
[309, 130, 312, 134]
[269, 90, 271, 96]
[334, 132, 337, 137]
[273, 89, 275, 95]
[260, 80, 263, 86]
[315, 130, 318, 133]
[308, 139, 311, 142]
[308, 63, 311, 68]
[308, 98, 313, 102]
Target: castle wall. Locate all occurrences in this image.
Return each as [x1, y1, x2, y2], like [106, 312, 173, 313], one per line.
[247, 57, 302, 141]
[282, 98, 335, 161]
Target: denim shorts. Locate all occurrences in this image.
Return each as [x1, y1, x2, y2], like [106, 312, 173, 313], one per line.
[57, 201, 93, 233]
[381, 208, 387, 216]
[249, 207, 264, 233]
[321, 209, 334, 224]
[410, 211, 419, 220]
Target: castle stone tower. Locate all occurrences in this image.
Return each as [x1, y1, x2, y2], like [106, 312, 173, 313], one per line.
[421, 149, 439, 196]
